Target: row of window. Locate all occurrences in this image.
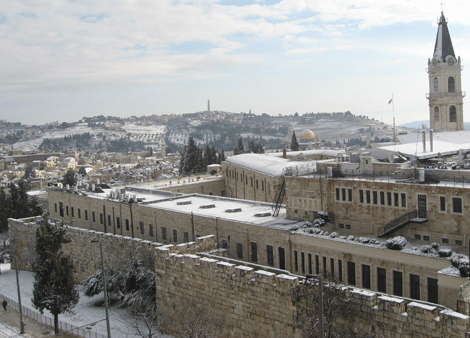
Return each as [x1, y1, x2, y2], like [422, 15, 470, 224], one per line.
[227, 169, 270, 192]
[434, 105, 457, 123]
[293, 250, 438, 303]
[235, 242, 286, 270]
[335, 188, 407, 208]
[433, 76, 455, 93]
[440, 196, 462, 214]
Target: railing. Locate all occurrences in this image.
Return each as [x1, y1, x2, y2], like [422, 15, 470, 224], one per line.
[377, 210, 418, 237]
[0, 293, 106, 338]
[272, 176, 286, 217]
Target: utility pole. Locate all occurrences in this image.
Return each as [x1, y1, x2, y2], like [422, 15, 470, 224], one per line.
[15, 256, 25, 334]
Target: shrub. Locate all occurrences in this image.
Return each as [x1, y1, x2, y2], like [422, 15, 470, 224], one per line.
[385, 236, 407, 250]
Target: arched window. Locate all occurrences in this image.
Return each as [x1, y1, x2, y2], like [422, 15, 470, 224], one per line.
[434, 106, 439, 122]
[450, 105, 457, 122]
[448, 77, 455, 92]
[433, 77, 439, 92]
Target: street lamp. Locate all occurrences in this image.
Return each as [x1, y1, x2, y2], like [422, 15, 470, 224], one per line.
[91, 239, 111, 338]
[306, 274, 324, 338]
[14, 256, 25, 334]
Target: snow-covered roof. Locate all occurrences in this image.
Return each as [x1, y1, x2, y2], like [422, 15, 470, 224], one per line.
[226, 153, 317, 176]
[382, 131, 470, 159]
[268, 149, 342, 158]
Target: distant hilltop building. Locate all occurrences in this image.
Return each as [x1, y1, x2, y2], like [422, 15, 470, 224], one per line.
[427, 12, 465, 131]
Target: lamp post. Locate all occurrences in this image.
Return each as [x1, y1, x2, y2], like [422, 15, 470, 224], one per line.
[306, 274, 324, 338]
[14, 256, 25, 334]
[92, 240, 111, 338]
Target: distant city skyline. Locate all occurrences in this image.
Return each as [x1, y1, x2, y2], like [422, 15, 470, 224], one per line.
[1, 1, 469, 126]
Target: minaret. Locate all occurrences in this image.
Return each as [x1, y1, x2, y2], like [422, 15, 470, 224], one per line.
[427, 12, 465, 131]
[207, 100, 210, 113]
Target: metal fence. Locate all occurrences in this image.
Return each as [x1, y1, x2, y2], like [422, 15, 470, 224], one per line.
[0, 293, 107, 338]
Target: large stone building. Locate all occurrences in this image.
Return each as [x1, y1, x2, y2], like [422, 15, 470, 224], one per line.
[427, 12, 465, 131]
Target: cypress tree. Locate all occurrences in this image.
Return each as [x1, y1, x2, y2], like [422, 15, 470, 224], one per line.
[291, 132, 299, 151]
[234, 137, 244, 155]
[32, 215, 79, 335]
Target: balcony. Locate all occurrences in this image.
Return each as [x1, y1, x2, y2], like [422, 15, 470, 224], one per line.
[426, 91, 466, 99]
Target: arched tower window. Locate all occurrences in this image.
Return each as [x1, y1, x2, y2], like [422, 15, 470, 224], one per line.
[434, 106, 439, 122]
[450, 105, 457, 122]
[448, 77, 455, 92]
[433, 78, 439, 92]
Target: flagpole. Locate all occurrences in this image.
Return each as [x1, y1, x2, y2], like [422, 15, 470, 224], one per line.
[392, 93, 395, 144]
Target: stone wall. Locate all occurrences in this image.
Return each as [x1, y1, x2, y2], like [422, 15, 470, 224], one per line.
[155, 245, 470, 338]
[159, 177, 225, 196]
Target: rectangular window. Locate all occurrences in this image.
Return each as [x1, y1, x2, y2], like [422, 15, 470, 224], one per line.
[294, 251, 299, 272]
[85, 210, 88, 221]
[393, 271, 403, 297]
[338, 223, 344, 228]
[401, 193, 406, 207]
[453, 197, 462, 213]
[149, 224, 154, 237]
[323, 256, 327, 277]
[78, 208, 81, 219]
[237, 243, 243, 259]
[362, 264, 371, 289]
[140, 221, 144, 235]
[59, 203, 63, 216]
[315, 255, 319, 275]
[330, 258, 335, 278]
[267, 245, 274, 266]
[278, 247, 285, 270]
[366, 190, 371, 204]
[380, 191, 385, 205]
[71, 207, 74, 217]
[336, 188, 340, 201]
[126, 219, 130, 231]
[456, 240, 463, 246]
[394, 192, 399, 207]
[359, 190, 364, 203]
[55, 203, 58, 213]
[387, 192, 392, 206]
[184, 231, 188, 242]
[161, 227, 167, 240]
[415, 234, 421, 240]
[173, 229, 177, 243]
[377, 268, 386, 293]
[348, 189, 352, 202]
[410, 274, 420, 300]
[373, 191, 378, 205]
[100, 213, 103, 224]
[423, 235, 430, 241]
[116, 217, 120, 229]
[66, 206, 69, 216]
[346, 224, 351, 229]
[92, 212, 96, 223]
[338, 259, 343, 282]
[251, 242, 258, 263]
[440, 196, 446, 211]
[347, 262, 356, 286]
[428, 278, 438, 304]
[108, 215, 112, 227]
[301, 252, 305, 274]
[308, 253, 312, 275]
[442, 238, 449, 244]
[341, 188, 346, 201]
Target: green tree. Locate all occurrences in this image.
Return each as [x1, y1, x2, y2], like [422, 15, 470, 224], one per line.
[24, 164, 35, 180]
[247, 138, 255, 153]
[234, 137, 244, 155]
[62, 169, 76, 187]
[32, 215, 79, 335]
[254, 141, 264, 154]
[0, 188, 10, 233]
[291, 132, 299, 151]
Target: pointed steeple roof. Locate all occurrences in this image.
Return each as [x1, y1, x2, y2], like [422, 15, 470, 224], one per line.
[433, 12, 456, 62]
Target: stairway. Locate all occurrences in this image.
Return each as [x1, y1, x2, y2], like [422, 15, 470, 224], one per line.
[377, 210, 428, 237]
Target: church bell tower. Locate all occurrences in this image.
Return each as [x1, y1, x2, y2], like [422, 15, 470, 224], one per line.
[427, 12, 465, 131]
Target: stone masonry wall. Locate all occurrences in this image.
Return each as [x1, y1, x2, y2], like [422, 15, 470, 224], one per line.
[156, 245, 470, 338]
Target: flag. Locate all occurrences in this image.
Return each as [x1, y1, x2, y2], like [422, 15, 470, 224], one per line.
[388, 97, 393, 105]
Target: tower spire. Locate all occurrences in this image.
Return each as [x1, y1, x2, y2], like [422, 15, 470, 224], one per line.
[433, 11, 455, 62]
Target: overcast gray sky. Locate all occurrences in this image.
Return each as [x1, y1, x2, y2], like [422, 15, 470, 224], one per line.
[1, 0, 469, 125]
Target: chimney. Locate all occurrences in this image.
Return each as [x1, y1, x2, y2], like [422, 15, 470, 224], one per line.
[283, 148, 287, 159]
[430, 129, 434, 152]
[422, 130, 426, 153]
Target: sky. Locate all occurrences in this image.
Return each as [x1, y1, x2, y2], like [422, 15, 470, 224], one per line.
[1, 0, 470, 126]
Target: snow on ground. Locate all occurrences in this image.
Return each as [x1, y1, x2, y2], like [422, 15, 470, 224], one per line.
[0, 264, 171, 338]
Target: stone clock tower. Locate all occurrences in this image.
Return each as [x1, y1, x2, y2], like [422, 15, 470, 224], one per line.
[427, 12, 465, 131]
